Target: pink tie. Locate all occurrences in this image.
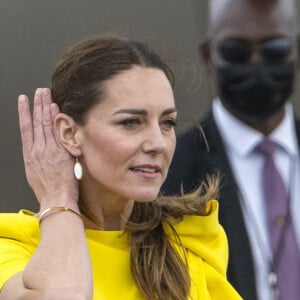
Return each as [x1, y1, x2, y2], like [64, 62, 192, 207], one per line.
[256, 139, 300, 299]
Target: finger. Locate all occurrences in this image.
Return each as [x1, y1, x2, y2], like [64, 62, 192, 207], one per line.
[18, 94, 33, 158]
[49, 102, 61, 147]
[41, 88, 54, 143]
[50, 102, 60, 120]
[33, 88, 45, 145]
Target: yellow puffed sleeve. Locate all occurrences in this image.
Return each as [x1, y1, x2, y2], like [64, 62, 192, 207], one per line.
[165, 200, 242, 299]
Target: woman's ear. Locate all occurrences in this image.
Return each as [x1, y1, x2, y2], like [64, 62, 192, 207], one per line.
[54, 113, 83, 157]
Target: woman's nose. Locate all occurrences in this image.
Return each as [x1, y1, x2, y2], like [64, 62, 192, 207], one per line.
[142, 125, 167, 153]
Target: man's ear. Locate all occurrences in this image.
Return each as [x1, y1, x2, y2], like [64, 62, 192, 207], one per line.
[199, 40, 212, 66]
[296, 34, 300, 67]
[54, 113, 83, 157]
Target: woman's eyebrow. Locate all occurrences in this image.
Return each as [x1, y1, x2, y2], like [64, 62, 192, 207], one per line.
[162, 108, 177, 115]
[113, 107, 177, 116]
[113, 108, 147, 115]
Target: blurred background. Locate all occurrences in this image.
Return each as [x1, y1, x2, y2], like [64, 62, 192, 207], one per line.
[0, 0, 300, 212]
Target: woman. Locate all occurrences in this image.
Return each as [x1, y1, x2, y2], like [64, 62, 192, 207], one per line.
[0, 36, 241, 299]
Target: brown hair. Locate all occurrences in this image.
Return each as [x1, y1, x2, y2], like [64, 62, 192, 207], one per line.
[52, 35, 174, 125]
[51, 35, 218, 300]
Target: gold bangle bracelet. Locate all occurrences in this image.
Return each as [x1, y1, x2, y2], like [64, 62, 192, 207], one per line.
[38, 206, 82, 225]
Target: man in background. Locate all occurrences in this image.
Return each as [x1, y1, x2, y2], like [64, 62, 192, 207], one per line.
[163, 0, 300, 299]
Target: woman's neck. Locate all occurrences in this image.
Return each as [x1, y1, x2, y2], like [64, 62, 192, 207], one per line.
[79, 189, 134, 230]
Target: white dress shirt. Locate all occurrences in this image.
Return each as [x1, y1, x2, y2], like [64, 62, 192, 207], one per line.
[212, 98, 300, 300]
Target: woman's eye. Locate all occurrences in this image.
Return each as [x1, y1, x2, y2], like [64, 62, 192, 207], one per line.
[119, 118, 141, 128]
[161, 119, 177, 130]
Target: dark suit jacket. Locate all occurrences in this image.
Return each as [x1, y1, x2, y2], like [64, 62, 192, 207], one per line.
[162, 109, 300, 300]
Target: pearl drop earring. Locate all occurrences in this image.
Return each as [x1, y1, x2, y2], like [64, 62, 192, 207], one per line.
[74, 157, 83, 180]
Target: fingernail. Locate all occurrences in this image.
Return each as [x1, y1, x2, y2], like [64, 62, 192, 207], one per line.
[18, 95, 26, 102]
[35, 88, 42, 95]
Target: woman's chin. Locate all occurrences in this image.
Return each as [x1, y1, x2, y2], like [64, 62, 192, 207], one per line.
[130, 189, 160, 203]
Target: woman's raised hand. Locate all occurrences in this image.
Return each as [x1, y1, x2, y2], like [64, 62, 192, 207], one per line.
[18, 88, 79, 210]
[0, 88, 92, 300]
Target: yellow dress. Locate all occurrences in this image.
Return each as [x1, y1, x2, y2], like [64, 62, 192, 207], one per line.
[0, 200, 241, 299]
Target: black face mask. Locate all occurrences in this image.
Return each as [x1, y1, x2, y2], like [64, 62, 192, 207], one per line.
[216, 62, 295, 122]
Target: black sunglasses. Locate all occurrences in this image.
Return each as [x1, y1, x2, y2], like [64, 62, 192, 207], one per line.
[216, 38, 294, 64]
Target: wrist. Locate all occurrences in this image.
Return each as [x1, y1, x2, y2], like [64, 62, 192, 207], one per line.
[39, 194, 79, 213]
[38, 206, 82, 225]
